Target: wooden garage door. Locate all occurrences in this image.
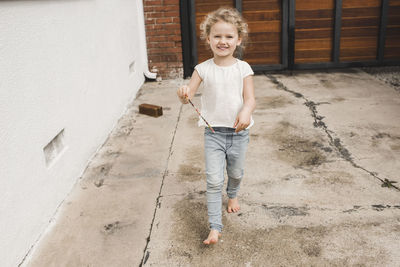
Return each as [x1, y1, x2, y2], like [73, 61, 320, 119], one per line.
[385, 0, 400, 59]
[242, 0, 282, 65]
[340, 0, 382, 62]
[194, 0, 282, 65]
[295, 0, 335, 63]
[180, 0, 400, 77]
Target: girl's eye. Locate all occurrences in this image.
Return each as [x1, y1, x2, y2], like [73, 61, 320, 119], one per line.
[227, 36, 233, 39]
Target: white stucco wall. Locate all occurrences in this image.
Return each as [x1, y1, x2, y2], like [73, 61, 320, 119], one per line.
[0, 1, 148, 266]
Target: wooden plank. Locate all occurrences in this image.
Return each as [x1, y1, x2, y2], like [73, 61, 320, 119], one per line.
[384, 47, 400, 56]
[243, 0, 280, 3]
[296, 0, 334, 10]
[340, 55, 376, 61]
[340, 27, 379, 37]
[248, 32, 281, 41]
[242, 11, 281, 21]
[196, 0, 232, 6]
[248, 21, 281, 32]
[388, 15, 400, 25]
[195, 3, 234, 13]
[340, 36, 379, 47]
[244, 54, 281, 64]
[342, 17, 380, 27]
[246, 41, 281, 52]
[244, 51, 281, 58]
[295, 38, 333, 49]
[296, 18, 334, 29]
[296, 9, 335, 19]
[295, 29, 333, 39]
[381, 25, 400, 35]
[389, 6, 400, 16]
[243, 1, 281, 11]
[197, 12, 282, 23]
[295, 49, 332, 59]
[340, 47, 377, 57]
[342, 0, 381, 8]
[342, 7, 381, 17]
[384, 38, 400, 46]
[389, 0, 400, 5]
[295, 57, 331, 63]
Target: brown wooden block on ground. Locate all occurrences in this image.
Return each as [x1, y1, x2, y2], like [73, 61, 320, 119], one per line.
[139, 103, 163, 117]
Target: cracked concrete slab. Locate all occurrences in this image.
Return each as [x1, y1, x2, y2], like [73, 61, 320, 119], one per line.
[25, 70, 400, 267]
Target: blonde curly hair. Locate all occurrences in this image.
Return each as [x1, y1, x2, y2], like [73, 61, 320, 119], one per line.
[199, 7, 249, 55]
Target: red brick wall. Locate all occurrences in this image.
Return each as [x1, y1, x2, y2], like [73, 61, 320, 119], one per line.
[143, 0, 183, 79]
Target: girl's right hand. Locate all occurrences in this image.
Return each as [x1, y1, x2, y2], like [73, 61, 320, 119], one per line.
[177, 85, 190, 104]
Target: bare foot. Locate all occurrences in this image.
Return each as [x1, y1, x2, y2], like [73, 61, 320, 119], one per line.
[203, 229, 221, 245]
[227, 198, 240, 213]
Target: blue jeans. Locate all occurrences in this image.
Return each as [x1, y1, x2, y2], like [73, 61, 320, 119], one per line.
[204, 127, 249, 232]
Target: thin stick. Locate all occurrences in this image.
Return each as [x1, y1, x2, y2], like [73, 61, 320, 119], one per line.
[187, 99, 215, 133]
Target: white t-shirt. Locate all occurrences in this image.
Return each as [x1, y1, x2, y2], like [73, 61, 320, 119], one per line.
[194, 58, 254, 129]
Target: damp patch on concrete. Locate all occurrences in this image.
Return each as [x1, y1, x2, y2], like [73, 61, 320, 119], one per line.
[266, 121, 330, 168]
[261, 204, 310, 219]
[371, 132, 400, 151]
[167, 195, 392, 266]
[177, 164, 203, 182]
[257, 95, 293, 110]
[168, 195, 327, 266]
[304, 171, 355, 186]
[102, 221, 136, 235]
[320, 79, 336, 89]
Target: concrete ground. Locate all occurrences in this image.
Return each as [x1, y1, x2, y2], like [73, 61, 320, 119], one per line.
[25, 69, 400, 267]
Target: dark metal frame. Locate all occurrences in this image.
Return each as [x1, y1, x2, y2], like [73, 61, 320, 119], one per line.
[180, 0, 192, 77]
[378, 0, 389, 62]
[189, 0, 198, 69]
[287, 0, 296, 69]
[333, 0, 342, 62]
[180, 0, 399, 77]
[235, 0, 242, 13]
[235, 0, 243, 59]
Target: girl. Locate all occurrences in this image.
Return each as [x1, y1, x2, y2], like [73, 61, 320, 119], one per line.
[177, 7, 255, 245]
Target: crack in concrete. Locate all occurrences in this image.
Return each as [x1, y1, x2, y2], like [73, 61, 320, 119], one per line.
[265, 74, 399, 192]
[139, 105, 183, 267]
[245, 201, 400, 214]
[160, 190, 207, 198]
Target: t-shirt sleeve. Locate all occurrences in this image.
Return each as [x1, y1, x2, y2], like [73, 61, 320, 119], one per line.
[241, 61, 254, 78]
[194, 63, 205, 80]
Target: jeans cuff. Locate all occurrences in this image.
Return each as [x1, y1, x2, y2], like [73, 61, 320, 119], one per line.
[210, 224, 222, 232]
[227, 193, 237, 199]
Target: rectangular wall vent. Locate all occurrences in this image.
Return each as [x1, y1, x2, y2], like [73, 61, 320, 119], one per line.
[43, 129, 66, 168]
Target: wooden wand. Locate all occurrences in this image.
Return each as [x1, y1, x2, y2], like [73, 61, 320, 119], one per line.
[187, 98, 215, 133]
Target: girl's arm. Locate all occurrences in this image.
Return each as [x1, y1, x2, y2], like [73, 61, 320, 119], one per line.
[234, 75, 256, 132]
[177, 70, 202, 104]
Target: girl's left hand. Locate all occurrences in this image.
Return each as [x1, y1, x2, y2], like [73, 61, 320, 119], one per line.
[233, 109, 251, 133]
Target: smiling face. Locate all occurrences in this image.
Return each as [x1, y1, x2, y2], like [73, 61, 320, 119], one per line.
[207, 20, 242, 59]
